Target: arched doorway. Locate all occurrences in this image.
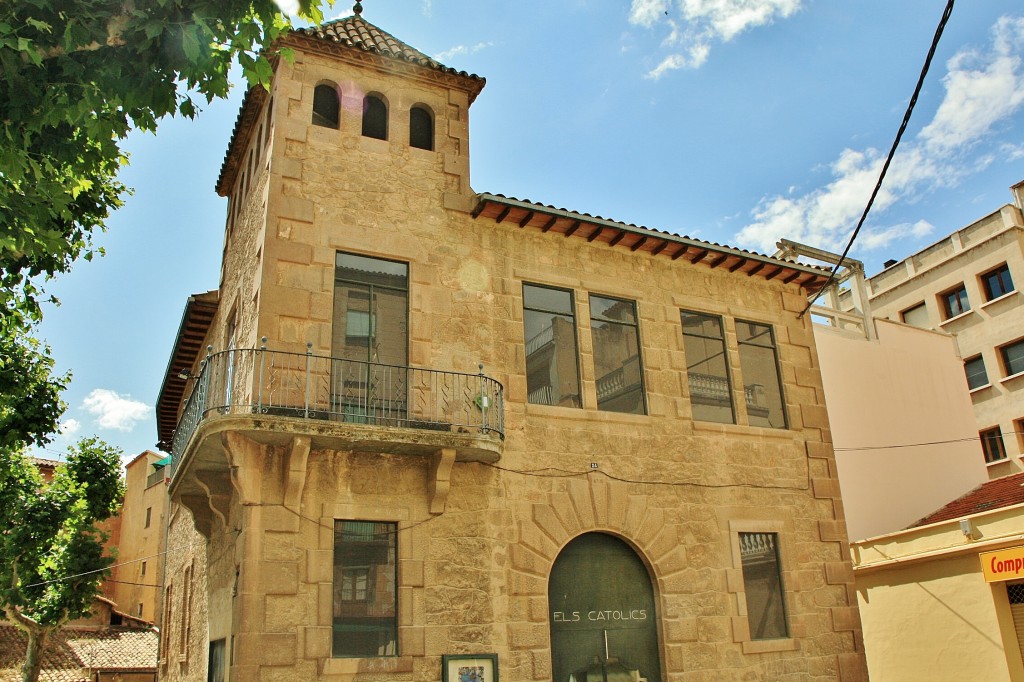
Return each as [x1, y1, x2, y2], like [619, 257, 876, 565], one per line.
[548, 533, 662, 682]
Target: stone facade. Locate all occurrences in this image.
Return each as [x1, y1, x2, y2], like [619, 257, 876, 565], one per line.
[156, 15, 866, 682]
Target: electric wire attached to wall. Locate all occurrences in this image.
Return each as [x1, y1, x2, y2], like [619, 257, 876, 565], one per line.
[798, 0, 955, 318]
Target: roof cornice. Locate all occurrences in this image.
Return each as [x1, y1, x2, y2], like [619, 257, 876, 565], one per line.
[472, 193, 830, 292]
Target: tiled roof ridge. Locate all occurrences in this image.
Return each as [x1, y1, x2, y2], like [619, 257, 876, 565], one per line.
[476, 192, 829, 275]
[908, 471, 1024, 528]
[292, 14, 484, 84]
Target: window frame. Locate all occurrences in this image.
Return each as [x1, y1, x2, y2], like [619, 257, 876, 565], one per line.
[728, 521, 796, 654]
[964, 355, 990, 391]
[681, 309, 735, 425]
[981, 426, 1007, 464]
[589, 293, 647, 415]
[735, 319, 789, 430]
[899, 302, 929, 328]
[409, 104, 434, 151]
[333, 520, 398, 658]
[312, 82, 341, 129]
[522, 283, 582, 409]
[362, 93, 388, 140]
[981, 263, 1014, 301]
[1000, 338, 1024, 378]
[940, 284, 971, 319]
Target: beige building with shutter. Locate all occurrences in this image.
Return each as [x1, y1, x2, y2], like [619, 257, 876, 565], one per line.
[848, 182, 1024, 478]
[153, 11, 866, 681]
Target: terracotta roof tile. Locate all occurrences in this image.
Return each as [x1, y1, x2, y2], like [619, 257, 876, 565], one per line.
[294, 15, 484, 84]
[909, 471, 1024, 528]
[0, 625, 157, 682]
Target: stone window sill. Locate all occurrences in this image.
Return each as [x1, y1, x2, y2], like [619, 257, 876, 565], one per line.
[742, 637, 799, 654]
[1001, 371, 1024, 386]
[939, 309, 975, 328]
[969, 383, 993, 395]
[981, 290, 1018, 309]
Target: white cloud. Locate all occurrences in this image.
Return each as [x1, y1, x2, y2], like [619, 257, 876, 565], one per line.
[632, 0, 802, 74]
[1002, 142, 1024, 161]
[272, 0, 299, 15]
[734, 15, 1024, 255]
[59, 419, 81, 437]
[920, 16, 1024, 153]
[435, 42, 494, 63]
[81, 389, 152, 432]
[630, 0, 671, 28]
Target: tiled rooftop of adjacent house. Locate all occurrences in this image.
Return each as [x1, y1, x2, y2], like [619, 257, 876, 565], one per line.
[0, 625, 157, 682]
[910, 471, 1024, 528]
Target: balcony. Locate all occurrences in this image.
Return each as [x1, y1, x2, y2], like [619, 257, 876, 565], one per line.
[168, 344, 505, 484]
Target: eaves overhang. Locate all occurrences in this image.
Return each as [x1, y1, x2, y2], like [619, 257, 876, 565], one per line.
[472, 193, 831, 291]
[155, 290, 219, 452]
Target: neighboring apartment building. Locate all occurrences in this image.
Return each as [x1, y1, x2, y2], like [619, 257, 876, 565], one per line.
[153, 11, 867, 681]
[108, 450, 171, 624]
[854, 182, 1024, 478]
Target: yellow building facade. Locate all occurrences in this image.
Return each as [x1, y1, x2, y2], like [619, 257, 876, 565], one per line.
[155, 14, 866, 681]
[853, 474, 1024, 681]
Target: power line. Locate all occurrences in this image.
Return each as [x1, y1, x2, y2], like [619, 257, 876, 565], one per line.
[799, 0, 955, 319]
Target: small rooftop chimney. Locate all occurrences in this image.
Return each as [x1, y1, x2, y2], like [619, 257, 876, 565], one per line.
[883, 259, 898, 269]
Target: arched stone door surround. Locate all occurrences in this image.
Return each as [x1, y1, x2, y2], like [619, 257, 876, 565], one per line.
[508, 475, 689, 682]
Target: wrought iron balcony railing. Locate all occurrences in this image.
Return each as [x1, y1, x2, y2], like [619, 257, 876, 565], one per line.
[169, 343, 504, 477]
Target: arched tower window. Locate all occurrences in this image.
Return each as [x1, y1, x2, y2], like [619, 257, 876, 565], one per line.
[312, 83, 340, 129]
[409, 105, 433, 150]
[362, 94, 388, 140]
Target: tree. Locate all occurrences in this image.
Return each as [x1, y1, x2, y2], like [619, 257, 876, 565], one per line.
[0, 0, 326, 328]
[0, 437, 126, 682]
[0, 2, 328, 679]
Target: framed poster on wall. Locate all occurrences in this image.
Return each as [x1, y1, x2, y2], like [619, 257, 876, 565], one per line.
[442, 653, 499, 682]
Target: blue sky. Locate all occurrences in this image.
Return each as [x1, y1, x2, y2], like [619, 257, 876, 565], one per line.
[32, 0, 1024, 463]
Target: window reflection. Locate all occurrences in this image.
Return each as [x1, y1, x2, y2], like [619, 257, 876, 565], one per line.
[590, 295, 645, 414]
[524, 284, 581, 408]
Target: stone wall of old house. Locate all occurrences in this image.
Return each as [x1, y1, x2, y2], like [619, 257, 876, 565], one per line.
[167, 34, 865, 682]
[159, 503, 210, 682]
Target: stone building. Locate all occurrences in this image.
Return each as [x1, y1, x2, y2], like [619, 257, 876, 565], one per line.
[107, 450, 171, 624]
[848, 181, 1024, 479]
[154, 11, 867, 681]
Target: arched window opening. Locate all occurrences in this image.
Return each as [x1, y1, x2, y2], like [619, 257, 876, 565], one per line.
[409, 105, 433, 150]
[362, 94, 388, 140]
[312, 84, 340, 128]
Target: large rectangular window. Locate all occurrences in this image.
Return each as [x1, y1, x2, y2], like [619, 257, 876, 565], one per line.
[681, 311, 734, 424]
[736, 321, 788, 429]
[982, 264, 1014, 301]
[1001, 339, 1024, 378]
[941, 285, 970, 319]
[523, 284, 581, 408]
[964, 355, 989, 390]
[332, 253, 409, 422]
[590, 295, 645, 415]
[981, 427, 1007, 464]
[333, 521, 397, 657]
[739, 532, 788, 640]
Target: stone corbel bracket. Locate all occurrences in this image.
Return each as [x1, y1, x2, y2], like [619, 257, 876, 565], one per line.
[428, 448, 456, 515]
